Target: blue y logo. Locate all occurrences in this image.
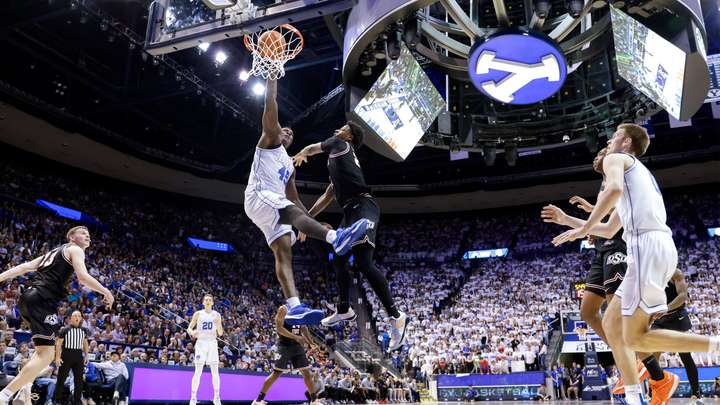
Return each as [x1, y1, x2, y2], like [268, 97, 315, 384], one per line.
[278, 166, 291, 184]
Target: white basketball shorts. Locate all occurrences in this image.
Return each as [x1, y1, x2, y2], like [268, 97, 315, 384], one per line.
[244, 190, 297, 246]
[614, 231, 678, 316]
[194, 339, 219, 365]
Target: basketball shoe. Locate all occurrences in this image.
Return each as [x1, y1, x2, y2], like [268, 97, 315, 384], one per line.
[649, 371, 680, 405]
[321, 307, 356, 327]
[333, 219, 372, 256]
[613, 360, 650, 395]
[285, 304, 324, 326]
[388, 311, 409, 352]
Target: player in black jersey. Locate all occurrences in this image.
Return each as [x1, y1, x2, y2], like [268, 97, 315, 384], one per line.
[0, 226, 113, 405]
[542, 148, 626, 344]
[292, 121, 408, 352]
[252, 305, 319, 405]
[639, 270, 702, 403]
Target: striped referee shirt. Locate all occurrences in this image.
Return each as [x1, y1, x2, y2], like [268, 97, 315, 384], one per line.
[59, 326, 89, 350]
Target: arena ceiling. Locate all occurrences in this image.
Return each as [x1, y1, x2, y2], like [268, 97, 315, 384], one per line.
[1, 0, 719, 193]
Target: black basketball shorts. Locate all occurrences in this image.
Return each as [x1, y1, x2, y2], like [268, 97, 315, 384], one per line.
[274, 343, 310, 372]
[652, 309, 692, 332]
[340, 196, 379, 248]
[19, 288, 60, 346]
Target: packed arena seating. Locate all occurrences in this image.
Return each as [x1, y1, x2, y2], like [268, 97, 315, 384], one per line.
[0, 152, 719, 403]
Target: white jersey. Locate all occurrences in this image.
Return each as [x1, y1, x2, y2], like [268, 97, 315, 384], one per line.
[245, 145, 294, 197]
[196, 310, 220, 341]
[614, 154, 672, 239]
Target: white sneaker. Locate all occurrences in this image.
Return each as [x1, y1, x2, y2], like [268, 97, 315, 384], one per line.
[388, 311, 409, 352]
[12, 384, 32, 405]
[213, 396, 222, 405]
[252, 400, 267, 405]
[189, 398, 197, 405]
[321, 307, 356, 327]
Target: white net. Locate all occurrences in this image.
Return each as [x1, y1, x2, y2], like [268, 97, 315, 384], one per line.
[244, 24, 303, 80]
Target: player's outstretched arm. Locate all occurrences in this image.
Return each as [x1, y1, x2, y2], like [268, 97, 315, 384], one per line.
[285, 172, 310, 215]
[187, 311, 199, 337]
[67, 245, 114, 307]
[0, 255, 43, 283]
[292, 142, 323, 167]
[308, 184, 335, 218]
[259, 78, 282, 148]
[540, 204, 585, 228]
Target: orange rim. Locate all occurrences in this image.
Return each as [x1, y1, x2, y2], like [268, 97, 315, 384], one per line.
[243, 24, 304, 60]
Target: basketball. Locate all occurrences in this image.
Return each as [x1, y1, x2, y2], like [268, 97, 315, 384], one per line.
[258, 30, 285, 60]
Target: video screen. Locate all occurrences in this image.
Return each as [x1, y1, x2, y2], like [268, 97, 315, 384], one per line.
[163, 0, 217, 34]
[706, 54, 720, 102]
[353, 44, 445, 160]
[611, 6, 687, 119]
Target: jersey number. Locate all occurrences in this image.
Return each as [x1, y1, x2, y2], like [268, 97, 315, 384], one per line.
[201, 321, 213, 330]
[38, 249, 60, 269]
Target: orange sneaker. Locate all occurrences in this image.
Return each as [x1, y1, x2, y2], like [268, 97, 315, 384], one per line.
[649, 371, 680, 405]
[612, 361, 650, 395]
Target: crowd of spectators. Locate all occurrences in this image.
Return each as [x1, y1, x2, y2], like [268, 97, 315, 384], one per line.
[0, 151, 718, 404]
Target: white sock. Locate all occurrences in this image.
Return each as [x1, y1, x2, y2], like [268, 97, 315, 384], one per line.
[287, 297, 301, 308]
[625, 384, 642, 395]
[709, 336, 720, 353]
[325, 230, 337, 244]
[0, 389, 14, 402]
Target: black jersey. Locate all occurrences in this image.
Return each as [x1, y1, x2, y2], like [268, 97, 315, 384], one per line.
[33, 244, 74, 302]
[595, 230, 625, 253]
[321, 137, 371, 207]
[278, 320, 303, 346]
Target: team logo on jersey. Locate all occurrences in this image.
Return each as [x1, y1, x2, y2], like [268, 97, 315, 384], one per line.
[44, 314, 59, 325]
[278, 167, 291, 184]
[467, 30, 566, 104]
[606, 252, 627, 266]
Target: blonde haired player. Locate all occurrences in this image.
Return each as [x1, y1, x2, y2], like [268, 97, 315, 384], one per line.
[0, 226, 113, 405]
[552, 123, 720, 405]
[187, 294, 224, 405]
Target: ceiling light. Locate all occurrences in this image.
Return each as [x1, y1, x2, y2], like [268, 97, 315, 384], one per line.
[238, 69, 250, 81]
[252, 82, 265, 96]
[214, 50, 228, 66]
[197, 42, 210, 53]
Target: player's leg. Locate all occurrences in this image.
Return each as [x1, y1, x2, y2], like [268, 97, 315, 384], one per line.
[624, 311, 717, 353]
[190, 345, 205, 405]
[278, 205, 372, 256]
[270, 234, 300, 300]
[253, 371, 283, 405]
[678, 352, 701, 398]
[300, 369, 317, 402]
[209, 342, 221, 405]
[580, 290, 608, 343]
[0, 346, 54, 403]
[322, 254, 355, 327]
[210, 363, 221, 405]
[602, 297, 643, 402]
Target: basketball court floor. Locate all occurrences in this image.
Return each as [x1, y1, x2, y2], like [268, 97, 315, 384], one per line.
[428, 401, 719, 405]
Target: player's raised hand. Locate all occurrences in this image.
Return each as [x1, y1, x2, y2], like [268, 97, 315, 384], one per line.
[103, 292, 115, 308]
[552, 227, 588, 246]
[541, 204, 567, 225]
[292, 152, 308, 167]
[569, 196, 594, 213]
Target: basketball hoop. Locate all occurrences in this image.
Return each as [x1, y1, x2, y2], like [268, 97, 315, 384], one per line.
[244, 24, 304, 80]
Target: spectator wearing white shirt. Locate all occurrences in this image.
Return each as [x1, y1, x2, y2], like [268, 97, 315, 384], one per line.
[93, 352, 129, 405]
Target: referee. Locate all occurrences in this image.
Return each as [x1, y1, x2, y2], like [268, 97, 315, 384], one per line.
[54, 310, 89, 404]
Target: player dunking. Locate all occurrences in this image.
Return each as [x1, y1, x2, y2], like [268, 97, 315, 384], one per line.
[252, 305, 320, 405]
[244, 78, 372, 325]
[552, 123, 720, 405]
[293, 123, 408, 351]
[186, 294, 224, 405]
[0, 226, 114, 405]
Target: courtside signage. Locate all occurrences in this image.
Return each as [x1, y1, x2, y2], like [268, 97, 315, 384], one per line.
[468, 30, 567, 104]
